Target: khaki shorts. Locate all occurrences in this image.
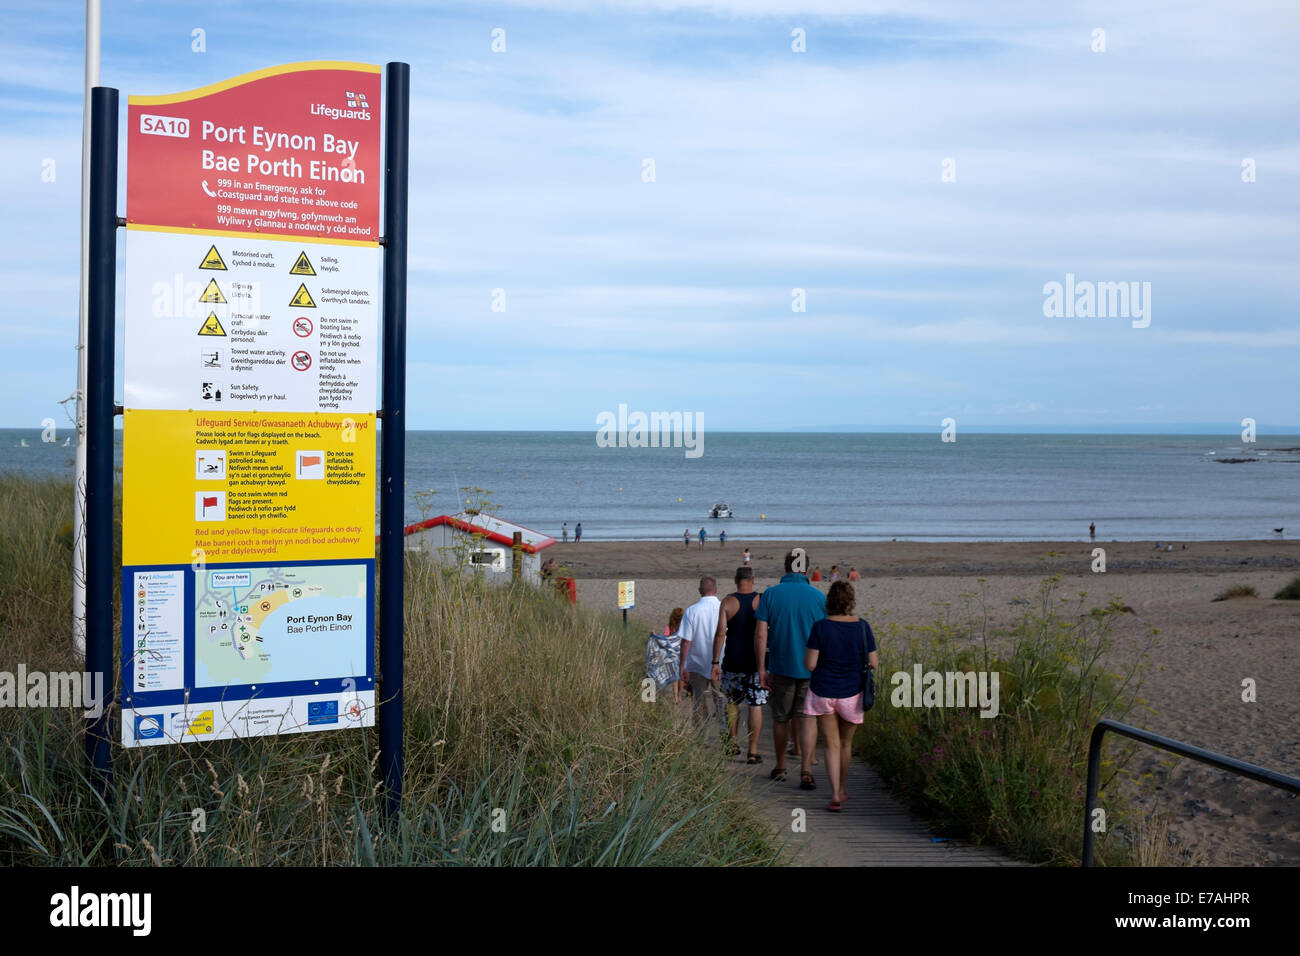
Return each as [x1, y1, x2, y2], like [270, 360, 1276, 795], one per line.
[767, 673, 810, 723]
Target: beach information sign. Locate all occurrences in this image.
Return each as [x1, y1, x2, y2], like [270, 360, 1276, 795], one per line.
[120, 62, 381, 746]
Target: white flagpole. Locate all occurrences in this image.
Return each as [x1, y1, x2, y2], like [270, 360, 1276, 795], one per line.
[73, 0, 101, 662]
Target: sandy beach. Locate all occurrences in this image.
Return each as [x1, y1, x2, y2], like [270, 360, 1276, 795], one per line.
[564, 539, 1300, 865]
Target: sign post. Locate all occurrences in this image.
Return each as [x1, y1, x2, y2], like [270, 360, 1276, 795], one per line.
[618, 580, 635, 630]
[120, 62, 384, 749]
[378, 61, 409, 819]
[84, 85, 118, 790]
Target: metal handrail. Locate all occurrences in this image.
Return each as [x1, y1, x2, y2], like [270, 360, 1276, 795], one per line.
[1082, 718, 1300, 866]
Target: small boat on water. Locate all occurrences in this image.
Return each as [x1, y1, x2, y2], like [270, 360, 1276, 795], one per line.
[709, 502, 733, 519]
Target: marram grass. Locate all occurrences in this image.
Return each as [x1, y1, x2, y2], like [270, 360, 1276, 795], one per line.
[0, 475, 778, 866]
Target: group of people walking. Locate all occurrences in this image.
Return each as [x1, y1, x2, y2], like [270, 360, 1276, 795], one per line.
[645, 550, 878, 812]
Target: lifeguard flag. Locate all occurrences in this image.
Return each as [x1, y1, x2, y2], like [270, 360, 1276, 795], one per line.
[202, 496, 217, 510]
[301, 456, 321, 467]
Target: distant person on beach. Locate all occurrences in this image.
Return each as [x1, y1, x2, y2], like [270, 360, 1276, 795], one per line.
[574, 522, 582, 543]
[562, 522, 568, 543]
[684, 529, 691, 548]
[679, 577, 724, 730]
[1089, 521, 1095, 541]
[811, 567, 821, 582]
[742, 548, 751, 565]
[848, 567, 859, 582]
[755, 550, 827, 786]
[714, 566, 766, 763]
[830, 566, 840, 583]
[699, 528, 707, 549]
[804, 581, 878, 811]
[644, 607, 685, 705]
[719, 530, 726, 548]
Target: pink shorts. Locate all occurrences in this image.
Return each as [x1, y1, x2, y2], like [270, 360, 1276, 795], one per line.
[803, 689, 864, 723]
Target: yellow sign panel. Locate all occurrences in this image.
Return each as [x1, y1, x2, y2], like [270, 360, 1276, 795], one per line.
[618, 580, 635, 609]
[199, 278, 226, 303]
[289, 283, 316, 308]
[184, 710, 214, 735]
[122, 408, 376, 566]
[199, 245, 227, 270]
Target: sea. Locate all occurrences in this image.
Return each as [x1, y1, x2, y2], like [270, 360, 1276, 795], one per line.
[2, 429, 1297, 542]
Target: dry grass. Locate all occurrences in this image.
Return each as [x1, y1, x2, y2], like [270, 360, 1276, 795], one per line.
[0, 475, 779, 866]
[1133, 810, 1208, 867]
[1211, 584, 1259, 601]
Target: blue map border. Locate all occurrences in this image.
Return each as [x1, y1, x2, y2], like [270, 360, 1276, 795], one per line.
[121, 557, 376, 710]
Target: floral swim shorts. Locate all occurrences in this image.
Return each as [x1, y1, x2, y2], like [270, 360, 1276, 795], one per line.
[720, 670, 768, 707]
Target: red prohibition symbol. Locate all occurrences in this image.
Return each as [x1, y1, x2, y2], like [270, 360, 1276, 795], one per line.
[292, 316, 314, 337]
[291, 350, 312, 371]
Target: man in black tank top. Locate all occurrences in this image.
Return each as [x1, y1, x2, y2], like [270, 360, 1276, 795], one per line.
[713, 566, 769, 763]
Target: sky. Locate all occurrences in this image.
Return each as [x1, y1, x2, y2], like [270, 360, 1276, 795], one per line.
[1, 0, 1297, 431]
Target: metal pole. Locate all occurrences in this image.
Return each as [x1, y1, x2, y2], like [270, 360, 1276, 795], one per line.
[378, 61, 409, 821]
[1081, 722, 1105, 867]
[73, 0, 101, 663]
[85, 85, 118, 791]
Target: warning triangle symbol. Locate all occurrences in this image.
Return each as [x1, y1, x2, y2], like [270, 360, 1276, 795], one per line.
[199, 245, 227, 271]
[198, 312, 227, 336]
[199, 278, 227, 303]
[289, 283, 316, 308]
[290, 251, 316, 276]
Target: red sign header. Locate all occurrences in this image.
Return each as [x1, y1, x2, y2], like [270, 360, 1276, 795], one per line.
[128, 61, 381, 243]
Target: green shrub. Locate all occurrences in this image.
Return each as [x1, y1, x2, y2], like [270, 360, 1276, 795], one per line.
[1273, 577, 1300, 600]
[1212, 584, 1258, 601]
[858, 578, 1155, 865]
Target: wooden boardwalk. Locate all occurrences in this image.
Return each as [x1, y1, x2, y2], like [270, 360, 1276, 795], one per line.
[724, 713, 1025, 867]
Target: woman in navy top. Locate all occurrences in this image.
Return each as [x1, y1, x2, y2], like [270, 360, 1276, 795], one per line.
[803, 581, 879, 811]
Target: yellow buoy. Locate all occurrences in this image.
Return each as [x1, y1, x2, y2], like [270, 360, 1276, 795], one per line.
[760, 514, 765, 519]
[677, 497, 682, 502]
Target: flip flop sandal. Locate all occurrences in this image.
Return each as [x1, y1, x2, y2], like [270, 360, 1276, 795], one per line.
[769, 767, 787, 781]
[747, 753, 763, 764]
[800, 772, 816, 791]
[825, 800, 842, 812]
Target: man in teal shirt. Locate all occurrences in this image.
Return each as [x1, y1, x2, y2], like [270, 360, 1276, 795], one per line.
[755, 549, 826, 787]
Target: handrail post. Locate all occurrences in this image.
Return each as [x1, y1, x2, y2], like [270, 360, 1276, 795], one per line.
[1081, 721, 1109, 867]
